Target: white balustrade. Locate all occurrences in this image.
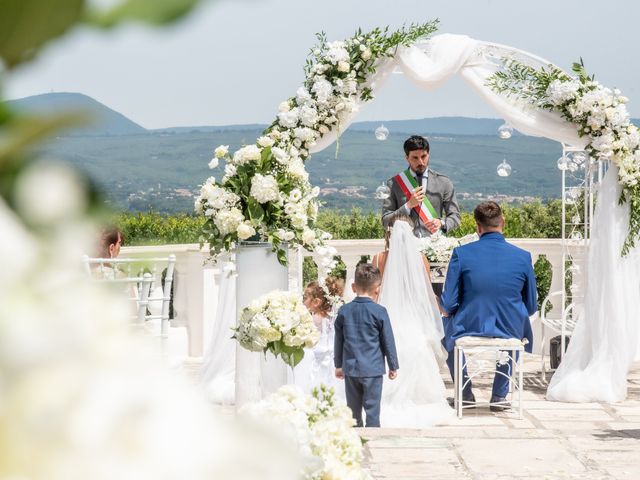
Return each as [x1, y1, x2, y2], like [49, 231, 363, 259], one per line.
[121, 238, 573, 357]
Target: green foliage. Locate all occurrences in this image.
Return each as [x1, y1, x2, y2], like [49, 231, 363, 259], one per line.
[316, 208, 385, 239]
[117, 211, 205, 246]
[534, 255, 553, 314]
[86, 0, 204, 27]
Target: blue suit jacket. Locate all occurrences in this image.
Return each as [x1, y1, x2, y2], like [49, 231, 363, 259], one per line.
[441, 232, 537, 353]
[334, 297, 399, 377]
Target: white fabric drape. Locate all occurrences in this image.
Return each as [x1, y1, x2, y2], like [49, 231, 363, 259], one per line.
[200, 261, 236, 404]
[311, 34, 586, 154]
[546, 166, 640, 403]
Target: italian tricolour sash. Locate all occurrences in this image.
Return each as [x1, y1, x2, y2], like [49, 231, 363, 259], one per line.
[394, 168, 438, 224]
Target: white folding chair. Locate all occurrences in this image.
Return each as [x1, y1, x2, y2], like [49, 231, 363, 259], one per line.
[83, 255, 176, 353]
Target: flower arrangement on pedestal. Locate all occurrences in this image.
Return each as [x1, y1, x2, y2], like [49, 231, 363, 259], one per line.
[488, 59, 640, 255]
[241, 385, 372, 480]
[195, 21, 440, 266]
[234, 290, 319, 367]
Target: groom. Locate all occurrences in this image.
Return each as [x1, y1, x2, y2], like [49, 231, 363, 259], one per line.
[440, 201, 537, 409]
[382, 135, 461, 237]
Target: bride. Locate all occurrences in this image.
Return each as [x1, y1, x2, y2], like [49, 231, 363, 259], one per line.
[372, 215, 453, 426]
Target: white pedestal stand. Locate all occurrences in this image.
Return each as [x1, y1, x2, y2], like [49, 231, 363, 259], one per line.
[234, 242, 289, 409]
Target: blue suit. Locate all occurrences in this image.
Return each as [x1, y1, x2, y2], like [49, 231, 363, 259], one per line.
[334, 297, 399, 427]
[441, 232, 537, 397]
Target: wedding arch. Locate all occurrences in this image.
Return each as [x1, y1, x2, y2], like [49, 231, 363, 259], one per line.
[196, 22, 640, 403]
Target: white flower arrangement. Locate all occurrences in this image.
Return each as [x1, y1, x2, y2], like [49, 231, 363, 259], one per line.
[240, 385, 372, 480]
[195, 22, 439, 266]
[234, 290, 320, 367]
[488, 59, 640, 255]
[419, 232, 479, 263]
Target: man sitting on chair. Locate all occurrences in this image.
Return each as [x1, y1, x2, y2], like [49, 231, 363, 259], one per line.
[440, 201, 537, 410]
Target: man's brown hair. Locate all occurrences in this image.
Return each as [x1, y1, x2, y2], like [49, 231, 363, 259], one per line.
[473, 201, 503, 228]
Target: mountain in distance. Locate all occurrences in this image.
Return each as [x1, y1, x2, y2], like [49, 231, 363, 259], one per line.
[7, 92, 147, 137]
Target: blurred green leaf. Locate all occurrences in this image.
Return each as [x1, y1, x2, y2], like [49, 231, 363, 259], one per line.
[0, 111, 88, 165]
[0, 0, 85, 69]
[86, 0, 203, 28]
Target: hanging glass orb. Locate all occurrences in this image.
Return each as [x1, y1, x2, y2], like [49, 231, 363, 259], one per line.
[569, 283, 580, 294]
[572, 152, 587, 166]
[571, 214, 581, 225]
[374, 182, 391, 200]
[557, 155, 570, 171]
[567, 159, 579, 173]
[569, 264, 581, 275]
[564, 191, 576, 205]
[375, 124, 389, 141]
[497, 123, 513, 139]
[570, 231, 583, 241]
[497, 158, 512, 177]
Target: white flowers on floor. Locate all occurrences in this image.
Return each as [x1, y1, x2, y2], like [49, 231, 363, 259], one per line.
[234, 290, 319, 367]
[241, 385, 372, 480]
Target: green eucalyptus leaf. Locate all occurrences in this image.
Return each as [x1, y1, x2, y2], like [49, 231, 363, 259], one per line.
[86, 0, 203, 28]
[0, 0, 85, 69]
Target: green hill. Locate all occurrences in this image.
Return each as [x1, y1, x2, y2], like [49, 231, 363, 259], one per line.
[7, 92, 147, 136]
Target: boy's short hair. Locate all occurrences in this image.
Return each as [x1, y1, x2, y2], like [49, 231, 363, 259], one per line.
[354, 263, 382, 292]
[473, 201, 503, 228]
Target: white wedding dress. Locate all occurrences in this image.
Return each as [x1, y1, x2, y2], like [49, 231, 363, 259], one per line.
[378, 222, 453, 427]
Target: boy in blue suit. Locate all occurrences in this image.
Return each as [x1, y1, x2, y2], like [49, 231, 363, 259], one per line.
[334, 263, 399, 427]
[441, 201, 537, 410]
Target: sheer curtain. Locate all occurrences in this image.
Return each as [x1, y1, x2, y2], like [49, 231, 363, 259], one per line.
[547, 166, 640, 402]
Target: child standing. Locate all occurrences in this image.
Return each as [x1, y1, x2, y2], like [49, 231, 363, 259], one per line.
[334, 263, 399, 428]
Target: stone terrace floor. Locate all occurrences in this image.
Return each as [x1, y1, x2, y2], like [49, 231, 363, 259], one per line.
[179, 353, 640, 480]
[360, 357, 640, 480]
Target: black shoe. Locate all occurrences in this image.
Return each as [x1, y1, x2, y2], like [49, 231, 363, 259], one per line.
[447, 393, 476, 409]
[489, 395, 511, 412]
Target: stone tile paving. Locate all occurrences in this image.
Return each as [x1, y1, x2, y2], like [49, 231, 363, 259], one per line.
[360, 356, 640, 480]
[177, 352, 640, 479]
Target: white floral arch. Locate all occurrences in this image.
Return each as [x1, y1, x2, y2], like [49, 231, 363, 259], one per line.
[198, 24, 640, 402]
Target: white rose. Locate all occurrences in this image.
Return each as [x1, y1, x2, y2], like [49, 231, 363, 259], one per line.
[208, 157, 219, 169]
[319, 125, 330, 134]
[214, 145, 229, 158]
[299, 105, 319, 127]
[361, 48, 372, 61]
[301, 228, 316, 245]
[271, 146, 290, 164]
[278, 101, 291, 112]
[296, 87, 313, 105]
[278, 107, 300, 128]
[337, 60, 350, 72]
[232, 145, 262, 165]
[257, 136, 275, 148]
[237, 222, 256, 240]
[224, 163, 237, 177]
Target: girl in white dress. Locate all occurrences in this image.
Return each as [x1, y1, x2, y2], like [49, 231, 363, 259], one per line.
[294, 278, 345, 395]
[372, 215, 453, 427]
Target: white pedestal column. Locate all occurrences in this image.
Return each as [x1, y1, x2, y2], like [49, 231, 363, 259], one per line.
[235, 242, 289, 408]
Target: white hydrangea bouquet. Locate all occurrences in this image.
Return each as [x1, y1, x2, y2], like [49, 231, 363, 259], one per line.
[241, 385, 372, 480]
[419, 232, 479, 263]
[234, 290, 319, 367]
[195, 22, 439, 265]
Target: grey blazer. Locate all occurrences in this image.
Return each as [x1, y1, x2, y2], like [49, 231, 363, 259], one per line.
[382, 168, 461, 237]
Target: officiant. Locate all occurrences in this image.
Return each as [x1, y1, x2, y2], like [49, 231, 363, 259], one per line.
[381, 135, 460, 297]
[381, 135, 461, 238]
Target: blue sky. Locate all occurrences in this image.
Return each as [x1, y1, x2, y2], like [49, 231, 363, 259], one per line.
[6, 0, 639, 128]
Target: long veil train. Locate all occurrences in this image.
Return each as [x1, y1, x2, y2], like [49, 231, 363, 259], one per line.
[378, 221, 453, 426]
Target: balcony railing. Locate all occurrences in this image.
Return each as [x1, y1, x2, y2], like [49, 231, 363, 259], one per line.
[121, 238, 576, 358]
